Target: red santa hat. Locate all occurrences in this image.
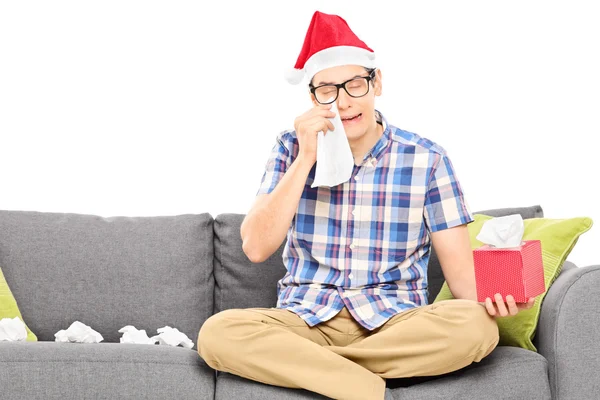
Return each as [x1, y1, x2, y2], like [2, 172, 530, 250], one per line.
[285, 11, 376, 85]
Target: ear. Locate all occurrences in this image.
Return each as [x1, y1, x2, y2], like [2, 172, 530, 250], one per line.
[374, 69, 383, 96]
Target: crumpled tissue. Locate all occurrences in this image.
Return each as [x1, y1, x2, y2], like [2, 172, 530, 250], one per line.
[151, 326, 194, 349]
[311, 98, 355, 188]
[55, 321, 104, 343]
[118, 325, 156, 345]
[118, 325, 194, 348]
[0, 317, 27, 341]
[476, 214, 525, 248]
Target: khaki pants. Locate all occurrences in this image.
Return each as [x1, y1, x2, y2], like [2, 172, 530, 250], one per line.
[197, 299, 499, 400]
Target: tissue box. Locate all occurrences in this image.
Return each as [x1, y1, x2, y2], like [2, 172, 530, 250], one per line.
[473, 240, 545, 303]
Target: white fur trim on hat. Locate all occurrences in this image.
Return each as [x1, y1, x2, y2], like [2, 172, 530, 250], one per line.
[285, 67, 305, 85]
[305, 45, 376, 83]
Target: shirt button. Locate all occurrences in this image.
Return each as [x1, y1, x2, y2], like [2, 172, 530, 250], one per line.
[348, 273, 354, 279]
[351, 209, 356, 215]
[349, 243, 356, 249]
[371, 158, 377, 166]
[354, 175, 360, 181]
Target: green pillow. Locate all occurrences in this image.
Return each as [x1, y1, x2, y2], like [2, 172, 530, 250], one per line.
[433, 214, 593, 352]
[0, 266, 37, 341]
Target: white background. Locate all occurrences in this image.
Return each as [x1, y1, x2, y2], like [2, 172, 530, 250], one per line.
[1, 1, 598, 267]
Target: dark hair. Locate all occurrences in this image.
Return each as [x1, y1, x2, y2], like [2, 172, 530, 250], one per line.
[309, 67, 377, 88]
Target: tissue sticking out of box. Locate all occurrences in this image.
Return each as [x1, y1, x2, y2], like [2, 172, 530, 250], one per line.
[0, 317, 28, 341]
[118, 325, 156, 345]
[150, 326, 194, 349]
[476, 214, 525, 248]
[55, 321, 104, 343]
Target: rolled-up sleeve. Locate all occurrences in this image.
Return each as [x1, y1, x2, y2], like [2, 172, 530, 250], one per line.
[423, 152, 474, 233]
[256, 132, 293, 195]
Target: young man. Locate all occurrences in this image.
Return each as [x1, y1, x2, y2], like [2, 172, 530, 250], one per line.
[198, 11, 535, 400]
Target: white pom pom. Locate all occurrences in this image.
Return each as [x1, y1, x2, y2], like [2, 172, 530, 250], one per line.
[284, 67, 304, 85]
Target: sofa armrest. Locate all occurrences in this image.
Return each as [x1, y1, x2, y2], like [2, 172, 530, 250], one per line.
[536, 261, 600, 400]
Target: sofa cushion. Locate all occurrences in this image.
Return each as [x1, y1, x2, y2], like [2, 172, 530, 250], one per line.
[214, 346, 550, 400]
[0, 266, 37, 341]
[0, 210, 214, 345]
[0, 342, 214, 400]
[213, 206, 544, 312]
[213, 214, 285, 313]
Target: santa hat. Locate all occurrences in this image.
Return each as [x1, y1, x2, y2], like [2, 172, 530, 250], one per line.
[285, 11, 376, 85]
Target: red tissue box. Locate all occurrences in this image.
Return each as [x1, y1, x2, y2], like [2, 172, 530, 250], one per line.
[473, 240, 545, 303]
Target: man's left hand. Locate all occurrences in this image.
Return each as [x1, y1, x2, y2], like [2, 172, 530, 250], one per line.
[481, 293, 536, 317]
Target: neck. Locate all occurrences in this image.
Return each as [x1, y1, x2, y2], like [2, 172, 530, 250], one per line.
[349, 119, 384, 165]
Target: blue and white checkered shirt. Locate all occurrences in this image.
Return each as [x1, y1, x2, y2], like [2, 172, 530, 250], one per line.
[256, 110, 474, 330]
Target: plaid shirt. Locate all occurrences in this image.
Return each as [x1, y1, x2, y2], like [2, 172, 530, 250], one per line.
[256, 110, 473, 330]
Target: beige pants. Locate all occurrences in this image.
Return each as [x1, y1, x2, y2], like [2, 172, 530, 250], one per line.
[197, 299, 499, 400]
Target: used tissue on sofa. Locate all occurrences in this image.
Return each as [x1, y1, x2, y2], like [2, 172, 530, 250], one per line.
[151, 326, 194, 349]
[55, 321, 104, 343]
[118, 325, 156, 345]
[311, 98, 355, 188]
[473, 214, 545, 303]
[0, 317, 27, 341]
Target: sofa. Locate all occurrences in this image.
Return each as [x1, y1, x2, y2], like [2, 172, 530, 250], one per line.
[0, 205, 598, 400]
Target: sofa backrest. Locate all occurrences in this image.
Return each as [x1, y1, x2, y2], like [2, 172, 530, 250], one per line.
[0, 210, 214, 345]
[213, 205, 544, 312]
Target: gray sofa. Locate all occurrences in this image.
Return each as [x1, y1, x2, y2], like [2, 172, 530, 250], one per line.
[0, 205, 597, 400]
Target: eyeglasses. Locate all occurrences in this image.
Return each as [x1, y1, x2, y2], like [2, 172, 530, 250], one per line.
[310, 69, 377, 105]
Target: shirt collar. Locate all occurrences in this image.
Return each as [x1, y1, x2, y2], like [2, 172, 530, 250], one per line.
[361, 109, 391, 163]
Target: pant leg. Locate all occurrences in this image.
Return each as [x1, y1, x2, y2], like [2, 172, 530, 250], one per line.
[197, 307, 386, 400]
[324, 299, 500, 378]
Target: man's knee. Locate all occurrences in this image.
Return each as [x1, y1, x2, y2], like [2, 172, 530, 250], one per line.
[453, 300, 499, 358]
[436, 299, 499, 359]
[197, 309, 250, 365]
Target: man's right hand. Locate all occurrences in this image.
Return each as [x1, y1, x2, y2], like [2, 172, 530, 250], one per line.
[294, 104, 336, 166]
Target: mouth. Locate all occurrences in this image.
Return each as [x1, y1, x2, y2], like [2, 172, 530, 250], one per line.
[341, 113, 362, 125]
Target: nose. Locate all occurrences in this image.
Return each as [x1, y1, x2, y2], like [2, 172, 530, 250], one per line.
[336, 87, 352, 110]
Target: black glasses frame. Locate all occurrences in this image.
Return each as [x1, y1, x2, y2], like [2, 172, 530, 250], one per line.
[309, 68, 377, 105]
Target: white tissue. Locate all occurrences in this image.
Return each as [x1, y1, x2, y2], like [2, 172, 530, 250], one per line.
[476, 214, 525, 248]
[0, 317, 28, 341]
[118, 325, 156, 345]
[311, 98, 355, 188]
[55, 321, 104, 343]
[150, 326, 194, 349]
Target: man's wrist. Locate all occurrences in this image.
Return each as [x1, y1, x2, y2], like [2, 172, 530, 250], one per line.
[294, 154, 315, 173]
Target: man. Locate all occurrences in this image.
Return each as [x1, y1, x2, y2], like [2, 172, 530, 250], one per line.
[198, 11, 535, 400]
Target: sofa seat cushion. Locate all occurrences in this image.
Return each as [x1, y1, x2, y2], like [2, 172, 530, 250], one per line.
[0, 342, 214, 400]
[214, 346, 550, 400]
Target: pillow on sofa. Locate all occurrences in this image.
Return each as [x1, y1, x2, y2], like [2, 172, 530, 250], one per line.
[433, 213, 593, 352]
[0, 266, 37, 341]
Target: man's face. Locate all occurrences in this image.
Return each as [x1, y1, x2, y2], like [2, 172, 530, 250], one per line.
[310, 64, 382, 142]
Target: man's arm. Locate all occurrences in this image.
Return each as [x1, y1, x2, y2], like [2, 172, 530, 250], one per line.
[240, 155, 313, 263]
[429, 224, 478, 302]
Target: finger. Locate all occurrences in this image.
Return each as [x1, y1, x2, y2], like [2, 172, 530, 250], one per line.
[525, 297, 536, 309]
[297, 109, 334, 126]
[494, 293, 508, 316]
[505, 295, 519, 315]
[309, 117, 335, 133]
[304, 114, 335, 128]
[309, 109, 335, 119]
[517, 297, 536, 310]
[309, 120, 333, 134]
[485, 297, 496, 317]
